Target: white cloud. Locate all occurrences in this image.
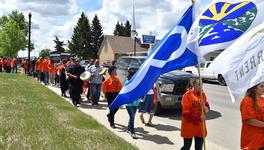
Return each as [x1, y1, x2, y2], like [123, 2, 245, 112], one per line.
[0, 0, 196, 57]
[89, 0, 191, 39]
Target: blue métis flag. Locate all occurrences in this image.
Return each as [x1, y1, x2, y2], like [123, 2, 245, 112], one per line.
[109, 6, 197, 110]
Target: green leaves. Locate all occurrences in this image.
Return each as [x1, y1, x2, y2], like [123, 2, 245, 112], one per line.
[0, 19, 27, 57]
[0, 10, 28, 57]
[39, 49, 51, 58]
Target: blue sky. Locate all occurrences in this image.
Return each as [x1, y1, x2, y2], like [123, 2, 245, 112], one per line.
[0, 0, 204, 56]
[77, 0, 103, 11]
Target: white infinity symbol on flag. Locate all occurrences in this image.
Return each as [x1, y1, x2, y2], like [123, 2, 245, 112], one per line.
[120, 26, 188, 94]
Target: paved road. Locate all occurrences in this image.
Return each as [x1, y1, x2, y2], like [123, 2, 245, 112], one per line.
[48, 81, 241, 150]
[155, 82, 241, 150]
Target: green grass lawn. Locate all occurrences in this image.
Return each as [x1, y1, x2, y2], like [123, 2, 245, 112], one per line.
[0, 73, 137, 150]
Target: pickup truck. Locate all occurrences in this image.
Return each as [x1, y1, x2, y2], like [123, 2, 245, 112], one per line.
[182, 61, 226, 86]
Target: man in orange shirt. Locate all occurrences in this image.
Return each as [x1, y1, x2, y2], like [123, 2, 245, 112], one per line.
[48, 59, 56, 86]
[2, 57, 7, 72]
[12, 57, 17, 73]
[181, 78, 210, 150]
[240, 81, 264, 150]
[37, 57, 44, 81]
[102, 66, 122, 129]
[42, 57, 49, 85]
[6, 57, 11, 73]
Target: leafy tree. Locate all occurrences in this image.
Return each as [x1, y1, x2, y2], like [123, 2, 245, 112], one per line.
[0, 10, 28, 35]
[54, 36, 65, 53]
[68, 12, 92, 59]
[91, 14, 103, 58]
[0, 20, 27, 57]
[39, 49, 51, 58]
[0, 10, 34, 55]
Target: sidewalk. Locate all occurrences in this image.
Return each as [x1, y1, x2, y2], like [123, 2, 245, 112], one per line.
[47, 85, 229, 150]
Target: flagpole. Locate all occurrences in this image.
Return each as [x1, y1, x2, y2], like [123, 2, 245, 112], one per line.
[197, 64, 207, 150]
[191, 0, 206, 150]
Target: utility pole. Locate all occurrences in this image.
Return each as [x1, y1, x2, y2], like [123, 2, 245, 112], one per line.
[131, 0, 137, 56]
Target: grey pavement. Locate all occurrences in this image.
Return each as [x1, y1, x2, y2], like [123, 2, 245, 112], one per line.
[47, 85, 230, 150]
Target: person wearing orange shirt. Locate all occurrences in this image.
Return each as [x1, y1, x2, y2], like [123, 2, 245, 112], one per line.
[2, 57, 7, 72]
[42, 57, 49, 85]
[35, 58, 40, 80]
[48, 59, 56, 86]
[6, 57, 11, 73]
[102, 66, 122, 129]
[240, 81, 264, 150]
[12, 57, 17, 73]
[181, 78, 210, 150]
[58, 60, 68, 97]
[23, 59, 29, 74]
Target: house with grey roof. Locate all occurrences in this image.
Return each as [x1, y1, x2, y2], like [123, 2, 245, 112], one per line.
[98, 35, 148, 65]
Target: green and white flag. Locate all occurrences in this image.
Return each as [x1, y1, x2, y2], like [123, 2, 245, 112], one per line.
[188, 0, 264, 57]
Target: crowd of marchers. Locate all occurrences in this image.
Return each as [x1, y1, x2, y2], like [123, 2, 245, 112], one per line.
[1, 56, 264, 149]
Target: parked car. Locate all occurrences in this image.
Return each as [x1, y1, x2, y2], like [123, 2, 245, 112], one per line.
[115, 56, 195, 114]
[182, 61, 226, 86]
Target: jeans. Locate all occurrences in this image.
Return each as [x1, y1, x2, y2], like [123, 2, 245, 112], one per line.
[181, 137, 203, 150]
[44, 71, 49, 84]
[126, 106, 137, 134]
[91, 83, 102, 104]
[12, 66, 17, 73]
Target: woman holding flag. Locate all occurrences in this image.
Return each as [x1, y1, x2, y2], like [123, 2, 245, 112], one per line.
[240, 81, 264, 150]
[181, 78, 209, 150]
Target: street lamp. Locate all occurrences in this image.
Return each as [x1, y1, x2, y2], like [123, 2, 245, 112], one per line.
[28, 11, 32, 75]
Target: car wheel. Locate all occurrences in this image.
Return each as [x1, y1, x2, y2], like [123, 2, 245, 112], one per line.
[154, 102, 163, 115]
[218, 75, 226, 86]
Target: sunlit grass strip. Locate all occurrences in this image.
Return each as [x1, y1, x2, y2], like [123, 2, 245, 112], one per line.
[0, 73, 137, 150]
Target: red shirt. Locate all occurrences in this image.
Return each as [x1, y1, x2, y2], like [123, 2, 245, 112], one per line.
[23, 60, 29, 69]
[3, 59, 7, 67]
[12, 58, 17, 66]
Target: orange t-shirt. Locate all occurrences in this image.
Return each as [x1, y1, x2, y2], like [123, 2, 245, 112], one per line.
[240, 96, 264, 150]
[23, 60, 29, 69]
[3, 59, 7, 67]
[38, 60, 43, 71]
[48, 62, 56, 73]
[181, 89, 208, 138]
[102, 76, 122, 93]
[12, 58, 17, 66]
[0, 60, 2, 66]
[42, 59, 49, 72]
[6, 59, 11, 66]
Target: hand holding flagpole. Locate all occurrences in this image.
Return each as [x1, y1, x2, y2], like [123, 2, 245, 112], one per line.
[197, 64, 207, 150]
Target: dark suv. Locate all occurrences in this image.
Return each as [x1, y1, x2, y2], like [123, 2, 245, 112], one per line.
[115, 56, 195, 113]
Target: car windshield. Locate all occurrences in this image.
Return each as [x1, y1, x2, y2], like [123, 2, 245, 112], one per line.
[129, 58, 144, 68]
[200, 63, 205, 68]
